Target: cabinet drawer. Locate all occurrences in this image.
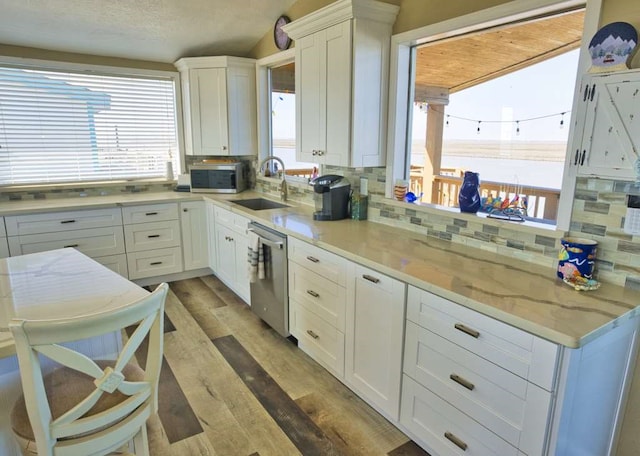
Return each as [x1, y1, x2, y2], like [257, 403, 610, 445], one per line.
[93, 254, 129, 278]
[5, 208, 122, 236]
[291, 301, 345, 377]
[8, 227, 125, 258]
[121, 203, 178, 224]
[214, 205, 249, 232]
[126, 247, 183, 280]
[401, 375, 519, 456]
[289, 263, 346, 331]
[407, 286, 558, 391]
[404, 321, 551, 452]
[124, 220, 181, 252]
[288, 237, 348, 286]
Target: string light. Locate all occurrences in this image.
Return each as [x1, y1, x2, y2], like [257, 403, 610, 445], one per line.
[420, 105, 571, 134]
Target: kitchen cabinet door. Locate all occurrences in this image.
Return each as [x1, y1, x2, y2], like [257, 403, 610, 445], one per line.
[285, 0, 398, 168]
[187, 67, 229, 156]
[176, 56, 257, 156]
[345, 264, 406, 421]
[180, 201, 209, 271]
[215, 223, 237, 290]
[206, 201, 217, 273]
[573, 70, 640, 179]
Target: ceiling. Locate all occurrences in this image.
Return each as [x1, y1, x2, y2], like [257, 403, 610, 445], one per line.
[0, 0, 298, 63]
[415, 9, 585, 101]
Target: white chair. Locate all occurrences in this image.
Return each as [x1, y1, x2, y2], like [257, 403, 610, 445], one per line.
[9, 282, 169, 456]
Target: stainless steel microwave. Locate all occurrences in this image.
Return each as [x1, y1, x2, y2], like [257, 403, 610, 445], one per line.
[189, 162, 248, 193]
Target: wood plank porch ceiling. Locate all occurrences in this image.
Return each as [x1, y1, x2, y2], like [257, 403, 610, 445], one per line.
[414, 9, 585, 101]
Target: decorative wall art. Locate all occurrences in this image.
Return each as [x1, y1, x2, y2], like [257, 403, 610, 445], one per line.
[588, 22, 638, 73]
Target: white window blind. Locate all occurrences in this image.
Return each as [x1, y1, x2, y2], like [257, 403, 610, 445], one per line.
[0, 65, 178, 185]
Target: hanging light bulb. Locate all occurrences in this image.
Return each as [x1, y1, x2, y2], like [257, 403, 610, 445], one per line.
[516, 121, 520, 136]
[477, 121, 481, 134]
[560, 112, 565, 129]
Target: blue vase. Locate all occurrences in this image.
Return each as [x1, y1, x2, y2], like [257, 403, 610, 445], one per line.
[459, 171, 481, 213]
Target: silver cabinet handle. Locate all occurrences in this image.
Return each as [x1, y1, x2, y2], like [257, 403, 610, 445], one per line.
[450, 374, 475, 391]
[454, 323, 480, 339]
[306, 255, 319, 263]
[306, 290, 319, 298]
[306, 329, 319, 339]
[147, 234, 160, 238]
[145, 212, 158, 216]
[362, 274, 380, 284]
[150, 261, 162, 266]
[60, 219, 76, 224]
[444, 431, 468, 451]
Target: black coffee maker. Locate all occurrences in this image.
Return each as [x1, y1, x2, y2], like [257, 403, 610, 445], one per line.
[311, 175, 351, 221]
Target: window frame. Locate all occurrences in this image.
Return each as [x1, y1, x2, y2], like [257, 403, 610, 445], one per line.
[0, 55, 185, 187]
[385, 0, 602, 231]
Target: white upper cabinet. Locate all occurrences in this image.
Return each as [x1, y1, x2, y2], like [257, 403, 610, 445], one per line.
[175, 56, 257, 156]
[283, 0, 399, 167]
[571, 69, 640, 179]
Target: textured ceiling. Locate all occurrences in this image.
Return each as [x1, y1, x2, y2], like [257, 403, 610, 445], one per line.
[0, 0, 298, 63]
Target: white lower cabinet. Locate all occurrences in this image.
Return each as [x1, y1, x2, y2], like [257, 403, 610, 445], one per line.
[122, 203, 183, 280]
[180, 201, 209, 271]
[213, 206, 249, 303]
[288, 237, 349, 378]
[93, 253, 129, 277]
[401, 286, 557, 456]
[5, 208, 126, 269]
[205, 201, 217, 273]
[345, 264, 406, 421]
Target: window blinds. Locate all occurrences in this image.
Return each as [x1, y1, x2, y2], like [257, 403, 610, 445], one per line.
[0, 66, 178, 185]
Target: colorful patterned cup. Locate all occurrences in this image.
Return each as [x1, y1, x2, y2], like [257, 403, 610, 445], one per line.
[557, 238, 598, 281]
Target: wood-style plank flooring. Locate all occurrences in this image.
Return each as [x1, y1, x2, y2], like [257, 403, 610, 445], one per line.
[140, 275, 429, 456]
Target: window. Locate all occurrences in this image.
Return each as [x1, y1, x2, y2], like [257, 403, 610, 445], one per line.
[405, 9, 583, 222]
[0, 63, 179, 186]
[387, 0, 600, 229]
[269, 62, 318, 180]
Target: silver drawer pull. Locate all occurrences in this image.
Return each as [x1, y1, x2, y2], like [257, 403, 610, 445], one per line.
[450, 374, 475, 391]
[147, 234, 160, 238]
[64, 244, 79, 248]
[362, 274, 380, 284]
[444, 431, 468, 451]
[306, 290, 320, 298]
[454, 323, 480, 339]
[60, 219, 76, 224]
[150, 261, 162, 266]
[306, 329, 319, 339]
[306, 255, 319, 263]
[145, 212, 158, 216]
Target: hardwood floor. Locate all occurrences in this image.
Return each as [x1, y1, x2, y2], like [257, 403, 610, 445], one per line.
[141, 275, 429, 456]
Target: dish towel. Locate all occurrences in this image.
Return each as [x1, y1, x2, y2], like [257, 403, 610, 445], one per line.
[247, 231, 265, 283]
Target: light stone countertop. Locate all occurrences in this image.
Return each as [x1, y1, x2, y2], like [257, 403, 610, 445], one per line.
[2, 190, 638, 348]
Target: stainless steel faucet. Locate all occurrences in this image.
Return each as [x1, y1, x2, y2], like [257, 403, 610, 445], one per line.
[258, 155, 288, 201]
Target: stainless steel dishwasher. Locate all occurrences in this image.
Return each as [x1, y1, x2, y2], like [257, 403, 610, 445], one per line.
[248, 222, 289, 337]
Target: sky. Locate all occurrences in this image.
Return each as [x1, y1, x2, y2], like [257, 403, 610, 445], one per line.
[412, 49, 581, 143]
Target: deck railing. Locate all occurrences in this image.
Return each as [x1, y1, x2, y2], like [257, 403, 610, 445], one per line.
[431, 174, 560, 220]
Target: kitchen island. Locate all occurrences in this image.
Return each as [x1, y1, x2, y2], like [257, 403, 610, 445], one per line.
[0, 248, 149, 454]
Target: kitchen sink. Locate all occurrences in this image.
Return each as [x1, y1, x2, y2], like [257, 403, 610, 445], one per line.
[230, 198, 290, 211]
